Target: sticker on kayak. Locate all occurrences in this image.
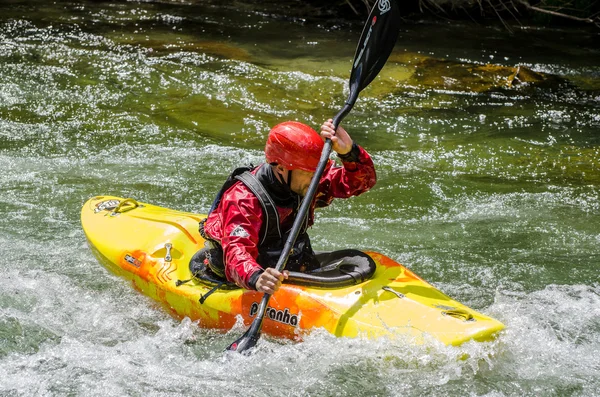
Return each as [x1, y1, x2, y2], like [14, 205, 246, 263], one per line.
[124, 254, 142, 268]
[250, 302, 298, 327]
[94, 199, 120, 213]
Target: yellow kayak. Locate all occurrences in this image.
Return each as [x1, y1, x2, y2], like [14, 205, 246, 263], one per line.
[81, 195, 504, 345]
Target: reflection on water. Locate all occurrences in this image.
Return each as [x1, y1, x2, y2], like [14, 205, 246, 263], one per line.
[0, 0, 599, 396]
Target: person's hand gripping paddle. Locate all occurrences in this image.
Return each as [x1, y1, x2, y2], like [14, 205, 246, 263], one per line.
[227, 0, 401, 353]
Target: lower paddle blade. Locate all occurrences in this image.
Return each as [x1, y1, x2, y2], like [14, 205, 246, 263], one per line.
[226, 290, 270, 353]
[226, 329, 261, 353]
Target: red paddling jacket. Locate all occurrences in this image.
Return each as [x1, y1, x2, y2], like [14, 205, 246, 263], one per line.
[202, 144, 376, 290]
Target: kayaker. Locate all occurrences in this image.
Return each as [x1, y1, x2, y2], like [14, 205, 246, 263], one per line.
[197, 119, 376, 294]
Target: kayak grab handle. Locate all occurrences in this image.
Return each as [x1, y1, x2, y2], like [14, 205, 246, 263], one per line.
[164, 243, 172, 262]
[111, 198, 139, 215]
[442, 309, 475, 322]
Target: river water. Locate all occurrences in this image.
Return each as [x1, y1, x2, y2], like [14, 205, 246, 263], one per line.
[0, 0, 598, 396]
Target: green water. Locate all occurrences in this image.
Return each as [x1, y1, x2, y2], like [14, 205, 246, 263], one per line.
[0, 1, 599, 396]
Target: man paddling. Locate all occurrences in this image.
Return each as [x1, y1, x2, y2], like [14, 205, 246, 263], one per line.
[196, 119, 376, 294]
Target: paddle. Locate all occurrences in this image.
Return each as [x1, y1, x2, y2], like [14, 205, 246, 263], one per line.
[226, 0, 401, 353]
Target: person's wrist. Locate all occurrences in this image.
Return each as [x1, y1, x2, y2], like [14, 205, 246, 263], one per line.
[337, 146, 352, 156]
[337, 142, 359, 162]
[249, 269, 264, 290]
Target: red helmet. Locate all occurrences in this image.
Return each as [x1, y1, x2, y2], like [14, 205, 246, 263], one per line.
[265, 121, 325, 172]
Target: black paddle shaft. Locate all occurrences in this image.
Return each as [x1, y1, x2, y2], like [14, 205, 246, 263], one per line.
[227, 0, 401, 353]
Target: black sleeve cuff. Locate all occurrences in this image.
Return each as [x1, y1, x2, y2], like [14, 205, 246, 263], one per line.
[248, 269, 264, 290]
[337, 143, 360, 163]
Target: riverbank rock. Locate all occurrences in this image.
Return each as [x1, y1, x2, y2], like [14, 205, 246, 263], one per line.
[372, 52, 568, 94]
[108, 34, 252, 62]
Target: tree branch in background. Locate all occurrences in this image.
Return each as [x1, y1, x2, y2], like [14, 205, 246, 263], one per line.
[517, 0, 600, 26]
[420, 0, 449, 15]
[342, 0, 600, 28]
[345, 0, 360, 15]
[361, 0, 373, 13]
